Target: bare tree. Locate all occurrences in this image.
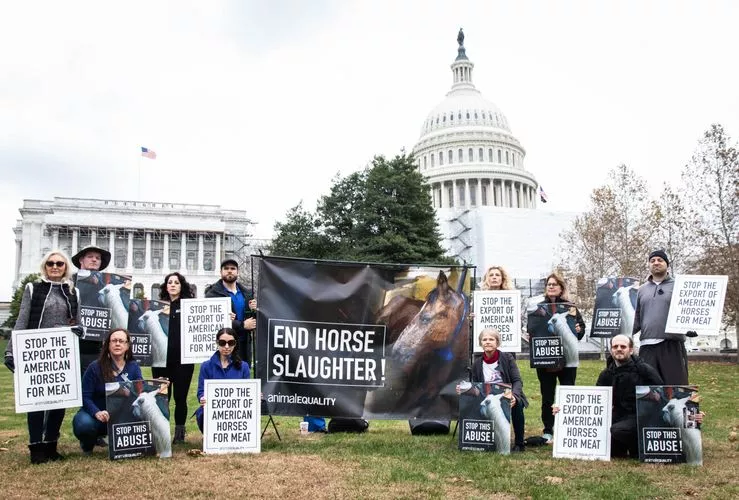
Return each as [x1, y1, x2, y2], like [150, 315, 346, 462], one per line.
[682, 124, 738, 327]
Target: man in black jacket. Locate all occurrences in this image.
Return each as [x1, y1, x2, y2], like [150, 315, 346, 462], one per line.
[205, 259, 256, 367]
[596, 334, 663, 458]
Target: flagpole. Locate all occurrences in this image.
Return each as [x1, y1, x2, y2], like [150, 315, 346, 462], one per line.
[137, 154, 142, 200]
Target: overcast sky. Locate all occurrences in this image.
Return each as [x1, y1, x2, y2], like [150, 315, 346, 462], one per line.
[1, 0, 738, 300]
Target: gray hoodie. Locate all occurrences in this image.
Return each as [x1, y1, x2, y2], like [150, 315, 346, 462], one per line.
[632, 275, 683, 342]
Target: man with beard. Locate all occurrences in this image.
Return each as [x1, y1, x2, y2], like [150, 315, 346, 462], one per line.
[596, 335, 663, 458]
[632, 250, 697, 384]
[205, 259, 256, 367]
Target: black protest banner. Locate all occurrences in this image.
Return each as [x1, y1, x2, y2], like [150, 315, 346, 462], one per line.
[75, 272, 132, 341]
[636, 385, 702, 466]
[527, 302, 579, 369]
[257, 256, 471, 419]
[590, 277, 639, 338]
[128, 299, 169, 367]
[457, 382, 512, 454]
[12, 327, 82, 412]
[106, 379, 171, 460]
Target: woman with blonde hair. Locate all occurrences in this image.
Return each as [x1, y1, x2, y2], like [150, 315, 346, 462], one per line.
[4, 250, 78, 463]
[480, 266, 513, 291]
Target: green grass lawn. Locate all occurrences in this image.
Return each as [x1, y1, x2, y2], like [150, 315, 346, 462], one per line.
[0, 338, 737, 499]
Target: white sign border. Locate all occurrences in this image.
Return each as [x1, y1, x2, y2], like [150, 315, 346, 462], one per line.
[666, 274, 728, 336]
[12, 327, 82, 413]
[180, 297, 232, 364]
[553, 385, 612, 461]
[203, 378, 261, 454]
[472, 290, 522, 353]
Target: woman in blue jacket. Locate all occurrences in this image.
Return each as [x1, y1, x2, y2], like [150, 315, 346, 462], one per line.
[73, 328, 143, 455]
[196, 327, 251, 432]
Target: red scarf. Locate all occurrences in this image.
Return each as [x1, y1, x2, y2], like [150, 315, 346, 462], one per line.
[482, 351, 500, 364]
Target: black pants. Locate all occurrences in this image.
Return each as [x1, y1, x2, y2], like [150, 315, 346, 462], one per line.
[639, 340, 688, 385]
[152, 362, 194, 425]
[239, 330, 253, 370]
[536, 367, 577, 435]
[27, 409, 66, 444]
[611, 415, 638, 458]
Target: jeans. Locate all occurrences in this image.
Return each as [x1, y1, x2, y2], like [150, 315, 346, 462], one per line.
[73, 410, 107, 452]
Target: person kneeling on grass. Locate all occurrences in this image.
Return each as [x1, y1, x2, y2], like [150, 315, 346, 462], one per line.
[196, 328, 251, 432]
[73, 329, 143, 455]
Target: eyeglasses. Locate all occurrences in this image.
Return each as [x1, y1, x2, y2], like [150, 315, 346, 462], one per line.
[110, 338, 129, 344]
[218, 339, 236, 347]
[546, 283, 560, 287]
[46, 261, 65, 268]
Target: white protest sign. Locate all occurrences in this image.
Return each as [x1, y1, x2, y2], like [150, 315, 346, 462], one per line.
[553, 385, 612, 461]
[666, 275, 728, 335]
[12, 327, 82, 413]
[180, 297, 232, 364]
[203, 379, 261, 454]
[473, 290, 521, 352]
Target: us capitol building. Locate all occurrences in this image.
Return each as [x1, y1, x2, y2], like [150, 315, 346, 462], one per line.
[413, 30, 576, 281]
[12, 197, 259, 298]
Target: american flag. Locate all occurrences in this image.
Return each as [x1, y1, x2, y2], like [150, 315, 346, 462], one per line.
[539, 186, 548, 203]
[141, 147, 157, 160]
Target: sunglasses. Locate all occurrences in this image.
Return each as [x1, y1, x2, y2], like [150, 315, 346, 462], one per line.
[46, 261, 66, 268]
[217, 339, 236, 347]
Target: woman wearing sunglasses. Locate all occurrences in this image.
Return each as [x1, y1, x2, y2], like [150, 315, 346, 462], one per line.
[72, 328, 143, 455]
[4, 250, 78, 464]
[195, 328, 250, 432]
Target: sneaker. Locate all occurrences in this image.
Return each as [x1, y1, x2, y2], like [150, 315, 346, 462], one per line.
[542, 433, 553, 444]
[512, 444, 526, 453]
[95, 436, 107, 447]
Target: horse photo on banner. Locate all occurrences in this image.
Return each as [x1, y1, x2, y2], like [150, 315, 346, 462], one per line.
[257, 256, 472, 420]
[127, 298, 169, 367]
[75, 272, 132, 341]
[106, 379, 171, 460]
[457, 382, 512, 454]
[636, 385, 702, 466]
[590, 277, 639, 339]
[527, 302, 580, 369]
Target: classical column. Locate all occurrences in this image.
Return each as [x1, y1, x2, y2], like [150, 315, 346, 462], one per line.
[440, 181, 449, 208]
[197, 233, 204, 273]
[476, 178, 483, 207]
[495, 180, 502, 207]
[518, 183, 524, 208]
[144, 231, 152, 273]
[72, 229, 79, 255]
[109, 230, 115, 269]
[162, 232, 170, 273]
[52, 228, 59, 249]
[126, 231, 134, 271]
[180, 232, 187, 273]
[464, 179, 470, 207]
[214, 233, 221, 264]
[90, 229, 97, 247]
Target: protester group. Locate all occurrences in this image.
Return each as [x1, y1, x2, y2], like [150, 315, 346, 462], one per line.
[4, 246, 715, 464]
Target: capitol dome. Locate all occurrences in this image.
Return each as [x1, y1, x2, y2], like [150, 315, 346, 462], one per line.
[413, 29, 537, 213]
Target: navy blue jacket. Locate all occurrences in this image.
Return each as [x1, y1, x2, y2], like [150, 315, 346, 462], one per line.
[195, 351, 250, 419]
[81, 359, 142, 415]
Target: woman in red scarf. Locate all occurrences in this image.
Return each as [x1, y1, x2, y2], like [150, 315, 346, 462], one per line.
[457, 328, 528, 452]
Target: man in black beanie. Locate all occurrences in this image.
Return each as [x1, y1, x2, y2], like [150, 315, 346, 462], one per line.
[632, 249, 694, 384]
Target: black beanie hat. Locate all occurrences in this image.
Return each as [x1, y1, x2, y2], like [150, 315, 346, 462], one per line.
[648, 249, 670, 267]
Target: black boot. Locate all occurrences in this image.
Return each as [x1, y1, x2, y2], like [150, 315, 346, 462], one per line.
[44, 441, 66, 461]
[173, 425, 186, 444]
[28, 443, 48, 465]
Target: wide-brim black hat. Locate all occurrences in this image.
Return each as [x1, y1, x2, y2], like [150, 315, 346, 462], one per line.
[72, 245, 112, 271]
